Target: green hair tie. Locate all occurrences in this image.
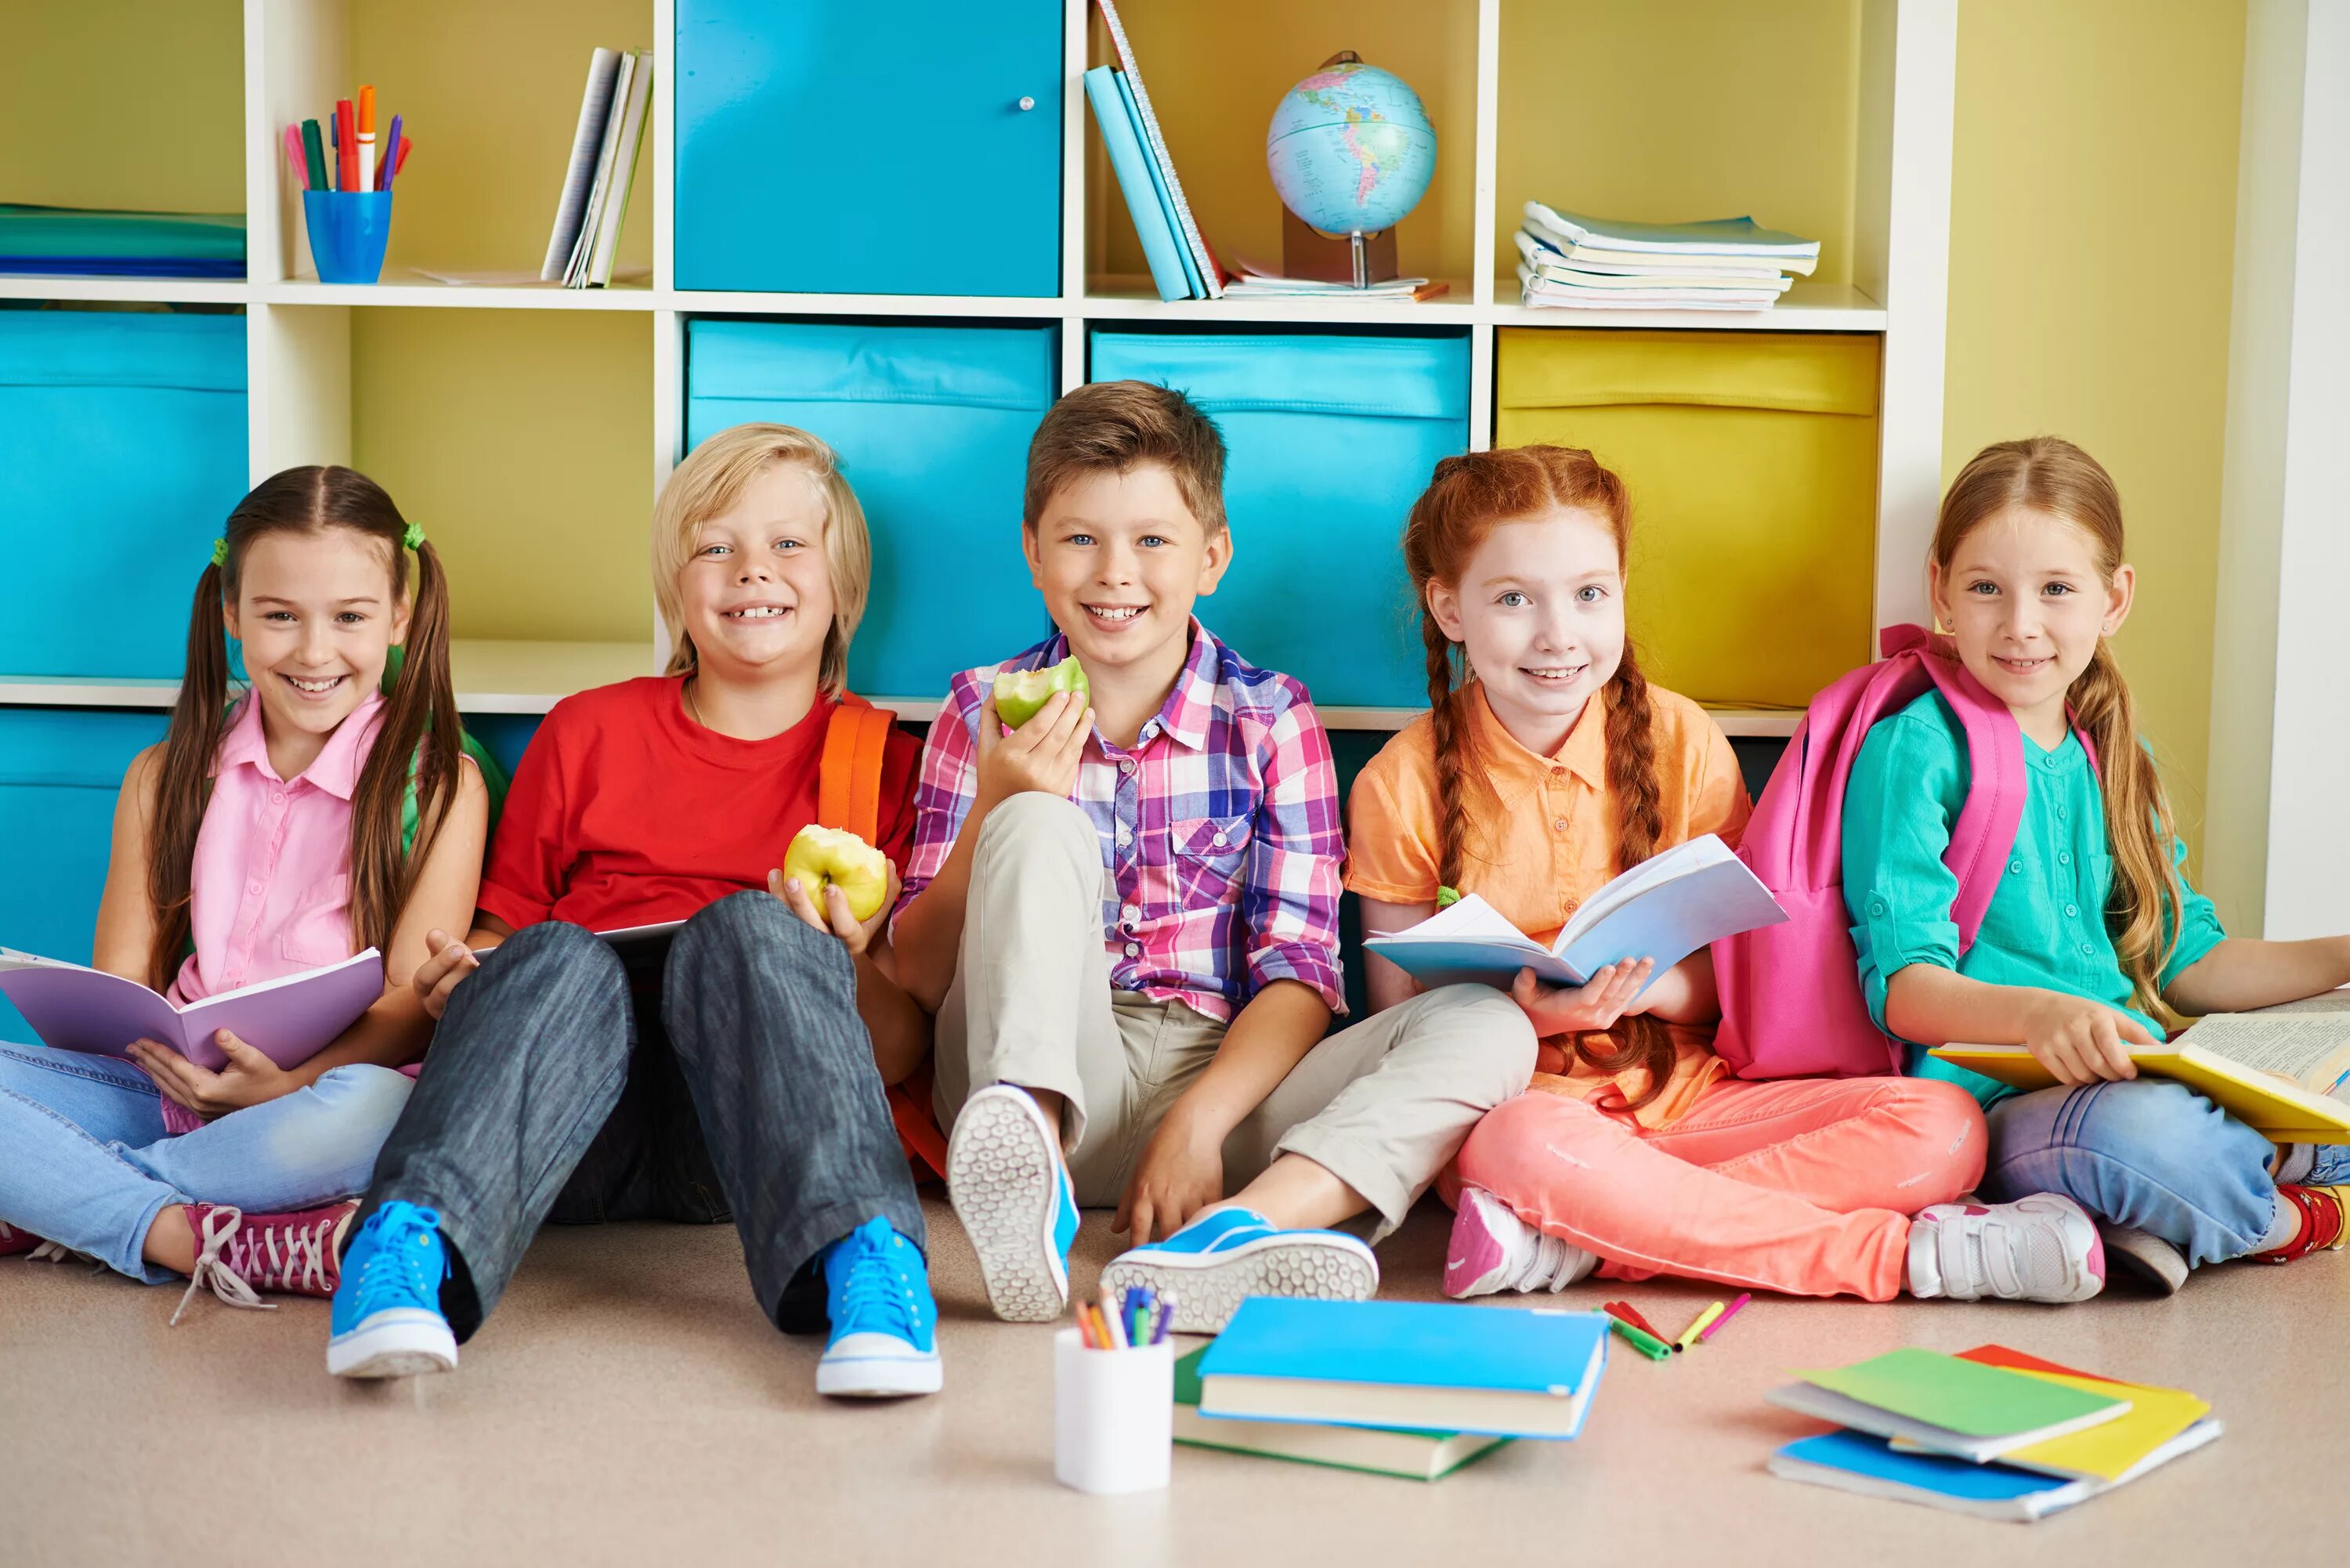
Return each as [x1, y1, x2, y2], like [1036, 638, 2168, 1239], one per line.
[1435, 886, 1462, 909]
[402, 521, 427, 552]
[209, 537, 229, 568]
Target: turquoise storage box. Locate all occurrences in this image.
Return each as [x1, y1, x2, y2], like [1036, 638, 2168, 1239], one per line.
[685, 318, 1059, 698]
[0, 309, 248, 679]
[1087, 330, 1470, 710]
[675, 0, 1062, 295]
[0, 709, 172, 1039]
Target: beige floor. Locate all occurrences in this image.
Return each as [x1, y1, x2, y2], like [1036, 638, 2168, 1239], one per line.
[4, 1195, 2345, 1567]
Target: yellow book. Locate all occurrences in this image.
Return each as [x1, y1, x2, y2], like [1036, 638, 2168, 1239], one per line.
[1930, 997, 2350, 1143]
[1888, 1347, 2214, 1485]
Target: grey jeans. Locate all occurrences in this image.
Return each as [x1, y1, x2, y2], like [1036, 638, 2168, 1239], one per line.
[356, 892, 924, 1340]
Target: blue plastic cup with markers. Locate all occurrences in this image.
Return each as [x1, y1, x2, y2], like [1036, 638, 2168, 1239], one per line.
[302, 190, 393, 284]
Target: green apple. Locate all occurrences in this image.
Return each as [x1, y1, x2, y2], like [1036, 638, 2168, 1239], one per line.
[782, 826, 891, 923]
[992, 656, 1088, 729]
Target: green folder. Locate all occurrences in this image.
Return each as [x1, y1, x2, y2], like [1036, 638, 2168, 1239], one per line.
[0, 204, 246, 263]
[1800, 1348, 2125, 1440]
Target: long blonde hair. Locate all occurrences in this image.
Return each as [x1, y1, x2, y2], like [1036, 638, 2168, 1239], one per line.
[652, 423, 873, 697]
[1934, 436, 2185, 1020]
[1403, 445, 1673, 1106]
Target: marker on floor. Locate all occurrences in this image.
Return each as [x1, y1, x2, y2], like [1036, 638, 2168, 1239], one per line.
[1675, 1300, 1725, 1351]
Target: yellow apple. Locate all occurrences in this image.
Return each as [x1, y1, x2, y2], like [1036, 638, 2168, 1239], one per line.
[782, 826, 890, 923]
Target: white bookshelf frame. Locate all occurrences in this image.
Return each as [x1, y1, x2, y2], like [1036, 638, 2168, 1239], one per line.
[0, 0, 1957, 739]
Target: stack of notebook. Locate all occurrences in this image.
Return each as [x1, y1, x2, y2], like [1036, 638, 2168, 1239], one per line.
[1767, 1346, 2220, 1522]
[541, 47, 653, 288]
[1083, 1, 1223, 302]
[0, 204, 245, 280]
[1515, 201, 1817, 312]
[1178, 1299, 1608, 1480]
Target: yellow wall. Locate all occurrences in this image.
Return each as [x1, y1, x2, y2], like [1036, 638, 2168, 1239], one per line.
[1942, 0, 2247, 878]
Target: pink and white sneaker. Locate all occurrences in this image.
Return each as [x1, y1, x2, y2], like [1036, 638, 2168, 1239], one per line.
[1906, 1194, 2105, 1304]
[172, 1201, 358, 1326]
[1444, 1187, 1599, 1299]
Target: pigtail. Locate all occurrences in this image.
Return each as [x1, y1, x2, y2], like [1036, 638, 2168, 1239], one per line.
[146, 560, 237, 990]
[1420, 609, 1476, 891]
[348, 528, 465, 956]
[2068, 641, 2185, 1021]
[1567, 645, 1676, 1106]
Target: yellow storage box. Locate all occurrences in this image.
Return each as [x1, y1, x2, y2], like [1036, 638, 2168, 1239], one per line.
[1494, 329, 1881, 710]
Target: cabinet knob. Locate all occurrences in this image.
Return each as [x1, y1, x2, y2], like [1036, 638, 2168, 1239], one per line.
[1017, 95, 1036, 111]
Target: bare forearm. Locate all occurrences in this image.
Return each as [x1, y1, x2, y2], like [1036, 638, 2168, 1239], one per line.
[856, 945, 931, 1086]
[1631, 950, 1719, 1025]
[1163, 980, 1331, 1140]
[1883, 963, 2048, 1047]
[2163, 936, 2350, 1019]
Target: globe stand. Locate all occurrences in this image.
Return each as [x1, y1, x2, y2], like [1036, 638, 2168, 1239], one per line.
[1280, 208, 1399, 288]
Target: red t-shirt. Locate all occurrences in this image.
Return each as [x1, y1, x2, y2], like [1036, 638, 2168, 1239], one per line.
[476, 676, 920, 934]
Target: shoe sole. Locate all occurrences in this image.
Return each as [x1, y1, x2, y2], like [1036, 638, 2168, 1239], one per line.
[1100, 1230, 1377, 1335]
[328, 1308, 459, 1379]
[816, 1353, 945, 1399]
[946, 1088, 1069, 1323]
[2096, 1220, 2187, 1296]
[1442, 1190, 1514, 1299]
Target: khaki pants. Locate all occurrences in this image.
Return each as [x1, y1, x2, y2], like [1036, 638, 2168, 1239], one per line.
[933, 795, 1537, 1238]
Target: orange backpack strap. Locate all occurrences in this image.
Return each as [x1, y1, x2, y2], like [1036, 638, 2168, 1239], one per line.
[820, 693, 949, 1181]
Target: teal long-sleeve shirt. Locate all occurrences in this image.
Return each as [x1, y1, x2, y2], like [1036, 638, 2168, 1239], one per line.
[1840, 691, 2226, 1109]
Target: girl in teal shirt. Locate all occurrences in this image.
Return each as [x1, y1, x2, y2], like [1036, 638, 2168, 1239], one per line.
[1843, 436, 2350, 1291]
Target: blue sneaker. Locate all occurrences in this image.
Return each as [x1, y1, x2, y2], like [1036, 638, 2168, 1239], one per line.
[327, 1201, 458, 1379]
[1101, 1207, 1376, 1334]
[815, 1216, 943, 1398]
[946, 1084, 1079, 1322]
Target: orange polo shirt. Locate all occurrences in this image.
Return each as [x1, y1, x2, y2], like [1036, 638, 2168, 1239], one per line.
[1346, 680, 1752, 1126]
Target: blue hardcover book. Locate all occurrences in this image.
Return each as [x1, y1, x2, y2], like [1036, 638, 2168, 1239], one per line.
[1769, 1430, 2093, 1521]
[1083, 66, 1191, 302]
[1113, 69, 1202, 298]
[1197, 1299, 1609, 1440]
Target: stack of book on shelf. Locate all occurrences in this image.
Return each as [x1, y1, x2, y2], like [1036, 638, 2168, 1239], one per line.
[541, 47, 653, 288]
[1515, 201, 1818, 312]
[0, 204, 245, 280]
[1177, 1299, 1607, 1480]
[1766, 1346, 2219, 1523]
[1083, 0, 1224, 302]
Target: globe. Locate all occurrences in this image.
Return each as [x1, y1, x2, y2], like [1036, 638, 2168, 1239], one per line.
[1267, 60, 1438, 237]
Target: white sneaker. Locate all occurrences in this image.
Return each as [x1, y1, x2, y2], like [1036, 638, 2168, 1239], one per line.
[945, 1085, 1078, 1323]
[1443, 1187, 1598, 1299]
[1906, 1194, 2106, 1303]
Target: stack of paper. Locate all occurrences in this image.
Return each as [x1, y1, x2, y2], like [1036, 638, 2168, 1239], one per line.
[0, 205, 245, 280]
[1083, 0, 1223, 301]
[1191, 1299, 1607, 1451]
[542, 47, 653, 289]
[1767, 1346, 2220, 1522]
[1515, 201, 1817, 312]
[1219, 260, 1448, 303]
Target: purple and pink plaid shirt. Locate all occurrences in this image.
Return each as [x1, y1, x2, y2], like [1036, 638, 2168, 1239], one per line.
[898, 620, 1346, 1024]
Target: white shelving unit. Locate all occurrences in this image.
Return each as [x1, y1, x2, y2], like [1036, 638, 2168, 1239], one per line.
[2, 0, 1956, 741]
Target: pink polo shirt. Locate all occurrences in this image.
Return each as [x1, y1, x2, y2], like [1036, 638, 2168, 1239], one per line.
[158, 692, 392, 1134]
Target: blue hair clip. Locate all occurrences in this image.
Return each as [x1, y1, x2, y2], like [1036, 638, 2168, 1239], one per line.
[210, 538, 229, 568]
[402, 520, 426, 552]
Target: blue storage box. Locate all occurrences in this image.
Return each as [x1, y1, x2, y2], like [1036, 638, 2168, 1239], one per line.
[685, 318, 1059, 698]
[0, 708, 172, 1039]
[675, 1, 1062, 295]
[0, 309, 248, 680]
[1088, 330, 1471, 710]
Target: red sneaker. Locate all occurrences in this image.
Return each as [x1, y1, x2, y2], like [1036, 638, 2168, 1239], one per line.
[0, 1221, 41, 1258]
[2250, 1184, 2348, 1263]
[171, 1201, 359, 1326]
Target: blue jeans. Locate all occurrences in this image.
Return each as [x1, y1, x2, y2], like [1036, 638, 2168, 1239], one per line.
[0, 1045, 411, 1283]
[1980, 1079, 2350, 1267]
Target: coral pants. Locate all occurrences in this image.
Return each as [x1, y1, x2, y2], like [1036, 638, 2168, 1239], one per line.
[1454, 1076, 1987, 1300]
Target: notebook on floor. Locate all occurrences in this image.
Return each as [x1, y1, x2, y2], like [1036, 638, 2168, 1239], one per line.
[1766, 1347, 2131, 1463]
[1173, 1346, 1510, 1479]
[1882, 1345, 2213, 1483]
[1769, 1425, 2218, 1523]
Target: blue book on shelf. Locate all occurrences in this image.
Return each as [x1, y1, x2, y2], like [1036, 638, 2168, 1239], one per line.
[1083, 65, 1191, 302]
[1197, 1299, 1609, 1440]
[1114, 69, 1202, 298]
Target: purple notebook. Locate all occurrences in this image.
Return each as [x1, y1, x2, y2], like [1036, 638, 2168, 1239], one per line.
[0, 948, 384, 1071]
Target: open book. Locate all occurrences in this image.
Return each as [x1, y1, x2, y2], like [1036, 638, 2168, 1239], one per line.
[1363, 834, 1786, 992]
[1931, 990, 2350, 1142]
[0, 948, 384, 1072]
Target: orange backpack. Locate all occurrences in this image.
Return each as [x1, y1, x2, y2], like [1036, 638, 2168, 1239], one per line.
[819, 694, 949, 1180]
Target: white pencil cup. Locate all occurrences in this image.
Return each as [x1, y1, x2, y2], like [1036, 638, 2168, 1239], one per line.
[1053, 1327, 1174, 1494]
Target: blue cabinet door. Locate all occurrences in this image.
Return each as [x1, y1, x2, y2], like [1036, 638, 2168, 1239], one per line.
[0, 708, 171, 1039]
[677, 1, 1062, 296]
[685, 319, 1058, 699]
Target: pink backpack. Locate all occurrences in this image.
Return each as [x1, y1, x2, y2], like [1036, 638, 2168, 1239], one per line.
[1711, 625, 2030, 1079]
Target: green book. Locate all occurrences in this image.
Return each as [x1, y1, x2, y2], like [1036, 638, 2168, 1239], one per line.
[1767, 1348, 2132, 1464]
[1172, 1346, 1510, 1481]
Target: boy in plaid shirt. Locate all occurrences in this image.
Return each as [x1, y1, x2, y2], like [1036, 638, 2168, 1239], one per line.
[892, 381, 1532, 1331]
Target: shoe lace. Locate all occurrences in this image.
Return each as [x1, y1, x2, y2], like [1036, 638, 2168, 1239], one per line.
[354, 1212, 442, 1310]
[171, 1207, 273, 1327]
[227, 1209, 345, 1295]
[28, 1240, 99, 1267]
[838, 1245, 918, 1337]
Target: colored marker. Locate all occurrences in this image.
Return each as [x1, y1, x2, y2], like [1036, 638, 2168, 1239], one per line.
[1697, 1292, 1752, 1343]
[301, 119, 328, 194]
[1676, 1301, 1726, 1350]
[1607, 1314, 1672, 1362]
[390, 134, 412, 185]
[378, 113, 403, 191]
[1607, 1300, 1664, 1341]
[282, 124, 309, 190]
[356, 85, 377, 192]
[335, 97, 357, 193]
